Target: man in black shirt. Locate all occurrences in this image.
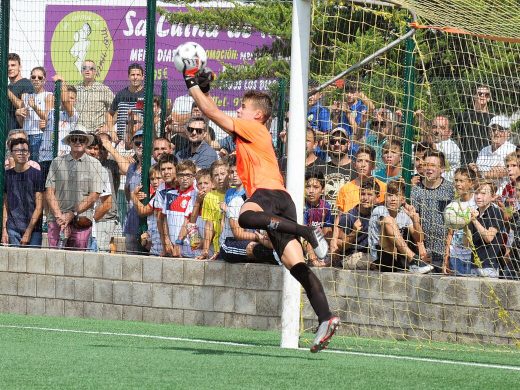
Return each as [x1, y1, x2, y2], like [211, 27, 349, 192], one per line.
[109, 63, 145, 144]
[454, 85, 494, 165]
[7, 53, 34, 130]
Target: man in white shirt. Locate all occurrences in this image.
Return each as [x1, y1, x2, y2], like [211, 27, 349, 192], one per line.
[431, 115, 460, 182]
[470, 115, 516, 193]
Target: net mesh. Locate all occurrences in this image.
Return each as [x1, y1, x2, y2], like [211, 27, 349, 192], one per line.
[304, 0, 520, 350]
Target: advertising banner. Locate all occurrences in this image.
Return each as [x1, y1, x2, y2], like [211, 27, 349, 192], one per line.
[44, 5, 275, 110]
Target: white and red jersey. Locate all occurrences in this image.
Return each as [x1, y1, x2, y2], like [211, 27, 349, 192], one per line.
[156, 183, 197, 243]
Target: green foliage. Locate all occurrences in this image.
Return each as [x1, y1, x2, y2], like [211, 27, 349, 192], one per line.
[162, 0, 520, 118]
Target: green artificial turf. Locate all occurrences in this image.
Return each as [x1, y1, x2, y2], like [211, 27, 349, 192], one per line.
[0, 314, 519, 389]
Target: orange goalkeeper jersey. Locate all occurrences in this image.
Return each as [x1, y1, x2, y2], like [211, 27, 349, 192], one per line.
[232, 118, 286, 196]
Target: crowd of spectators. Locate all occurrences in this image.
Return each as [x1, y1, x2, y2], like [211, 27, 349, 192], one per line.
[3, 52, 520, 280]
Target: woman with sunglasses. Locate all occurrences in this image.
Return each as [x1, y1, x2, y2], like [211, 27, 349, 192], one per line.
[16, 66, 53, 162]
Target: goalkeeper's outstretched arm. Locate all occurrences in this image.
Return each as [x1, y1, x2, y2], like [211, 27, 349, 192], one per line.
[189, 86, 235, 136]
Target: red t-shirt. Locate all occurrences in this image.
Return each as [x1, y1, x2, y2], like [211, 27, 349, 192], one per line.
[232, 118, 285, 196]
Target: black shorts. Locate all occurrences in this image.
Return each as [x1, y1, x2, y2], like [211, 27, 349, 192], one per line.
[245, 189, 299, 259]
[220, 237, 279, 265]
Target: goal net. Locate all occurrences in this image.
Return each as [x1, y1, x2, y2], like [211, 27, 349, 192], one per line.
[303, 0, 520, 350]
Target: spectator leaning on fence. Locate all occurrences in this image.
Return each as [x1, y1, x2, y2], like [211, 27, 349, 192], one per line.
[7, 53, 34, 131]
[455, 85, 494, 166]
[4, 129, 41, 171]
[75, 60, 115, 138]
[368, 179, 433, 274]
[431, 115, 460, 182]
[45, 128, 103, 250]
[85, 135, 117, 252]
[336, 178, 380, 270]
[411, 149, 455, 272]
[122, 130, 146, 254]
[302, 171, 334, 267]
[469, 180, 507, 278]
[16, 66, 54, 162]
[39, 80, 79, 182]
[2, 138, 44, 247]
[470, 115, 516, 194]
[314, 127, 356, 202]
[175, 116, 217, 170]
[109, 63, 145, 144]
[443, 167, 478, 276]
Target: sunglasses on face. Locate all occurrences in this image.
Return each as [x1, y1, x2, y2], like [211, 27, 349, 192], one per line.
[70, 136, 87, 144]
[31, 75, 44, 80]
[329, 138, 348, 146]
[82, 65, 96, 71]
[12, 148, 29, 155]
[134, 141, 143, 147]
[187, 126, 204, 134]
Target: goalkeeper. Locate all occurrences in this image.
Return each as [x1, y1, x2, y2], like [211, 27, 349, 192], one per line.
[179, 60, 339, 353]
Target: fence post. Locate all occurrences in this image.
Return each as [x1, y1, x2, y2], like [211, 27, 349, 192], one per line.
[402, 33, 416, 200]
[141, 0, 157, 199]
[0, 0, 10, 232]
[276, 78, 287, 157]
[160, 78, 168, 138]
[53, 80, 62, 158]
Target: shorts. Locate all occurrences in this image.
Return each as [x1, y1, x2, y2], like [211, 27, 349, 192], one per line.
[245, 189, 298, 259]
[374, 246, 407, 272]
[220, 237, 280, 265]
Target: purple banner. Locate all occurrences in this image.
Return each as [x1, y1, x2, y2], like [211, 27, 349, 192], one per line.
[44, 5, 275, 110]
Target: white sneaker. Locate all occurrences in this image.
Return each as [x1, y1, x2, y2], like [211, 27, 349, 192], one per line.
[474, 268, 499, 278]
[408, 258, 434, 274]
[311, 227, 329, 261]
[310, 316, 340, 353]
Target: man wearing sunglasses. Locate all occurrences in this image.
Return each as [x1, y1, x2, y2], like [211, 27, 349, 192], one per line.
[175, 116, 217, 170]
[45, 128, 103, 250]
[455, 85, 494, 165]
[314, 128, 355, 202]
[75, 60, 115, 138]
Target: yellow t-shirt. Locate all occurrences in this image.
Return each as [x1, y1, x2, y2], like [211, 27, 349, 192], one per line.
[336, 178, 387, 212]
[201, 190, 226, 252]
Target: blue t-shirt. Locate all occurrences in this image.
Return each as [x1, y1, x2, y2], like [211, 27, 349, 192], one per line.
[308, 101, 332, 133]
[338, 205, 372, 254]
[4, 167, 44, 233]
[304, 198, 334, 229]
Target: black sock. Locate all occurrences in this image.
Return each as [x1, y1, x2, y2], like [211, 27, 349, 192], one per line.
[238, 210, 317, 246]
[290, 262, 332, 324]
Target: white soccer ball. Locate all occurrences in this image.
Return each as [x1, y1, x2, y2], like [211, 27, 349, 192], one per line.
[173, 42, 207, 72]
[443, 201, 472, 230]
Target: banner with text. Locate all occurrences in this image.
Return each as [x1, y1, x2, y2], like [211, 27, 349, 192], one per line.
[44, 5, 275, 110]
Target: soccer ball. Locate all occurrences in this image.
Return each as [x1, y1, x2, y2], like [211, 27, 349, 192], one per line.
[443, 201, 472, 230]
[173, 42, 207, 72]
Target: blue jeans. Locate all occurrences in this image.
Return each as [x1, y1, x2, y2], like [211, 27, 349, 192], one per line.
[7, 228, 42, 247]
[449, 257, 474, 276]
[28, 133, 43, 162]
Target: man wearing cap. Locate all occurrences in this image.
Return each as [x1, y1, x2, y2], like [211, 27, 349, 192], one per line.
[314, 127, 356, 202]
[470, 115, 516, 193]
[45, 129, 103, 249]
[175, 116, 217, 170]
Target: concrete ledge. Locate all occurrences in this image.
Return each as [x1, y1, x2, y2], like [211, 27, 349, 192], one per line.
[0, 247, 519, 345]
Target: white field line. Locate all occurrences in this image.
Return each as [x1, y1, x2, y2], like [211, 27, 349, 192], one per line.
[1, 324, 520, 372]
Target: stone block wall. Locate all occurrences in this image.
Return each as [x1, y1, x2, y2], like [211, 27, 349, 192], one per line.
[1, 247, 519, 345]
